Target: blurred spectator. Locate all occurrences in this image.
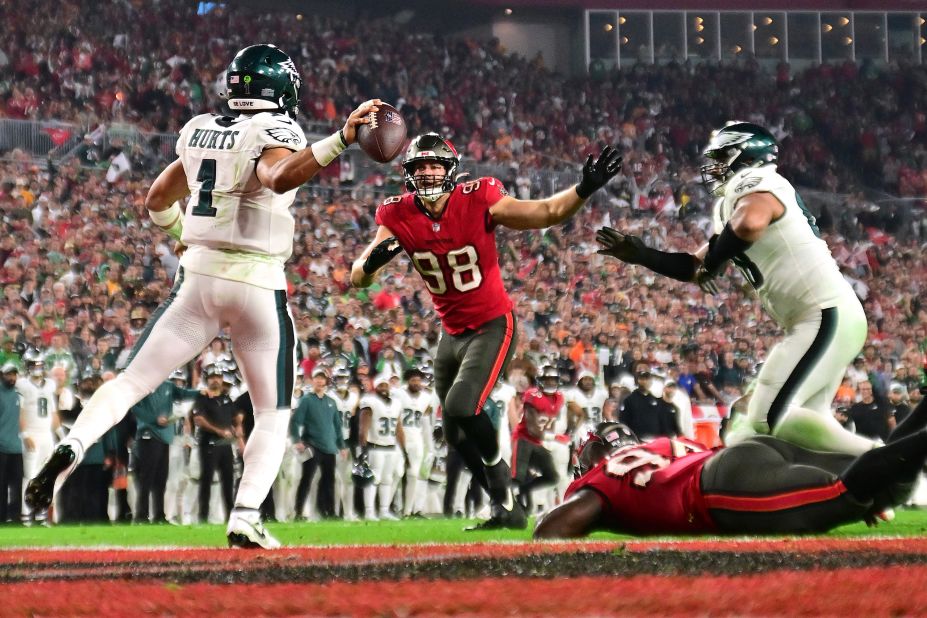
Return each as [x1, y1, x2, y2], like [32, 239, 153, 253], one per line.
[847, 380, 893, 442]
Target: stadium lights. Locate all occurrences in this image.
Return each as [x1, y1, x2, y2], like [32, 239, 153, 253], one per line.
[769, 36, 779, 45]
[752, 24, 758, 31]
[695, 16, 703, 24]
[839, 16, 850, 26]
[920, 36, 926, 45]
[296, 13, 303, 20]
[823, 23, 832, 32]
[619, 16, 626, 24]
[763, 16, 773, 26]
[732, 45, 742, 54]
[844, 36, 853, 45]
[696, 24, 704, 32]
[621, 36, 629, 45]
[920, 17, 925, 25]
[604, 23, 613, 32]
[695, 36, 704, 44]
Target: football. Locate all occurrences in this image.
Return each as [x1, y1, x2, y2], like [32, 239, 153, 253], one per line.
[356, 102, 407, 163]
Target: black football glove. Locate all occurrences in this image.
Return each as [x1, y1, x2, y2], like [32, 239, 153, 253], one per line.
[595, 227, 648, 264]
[362, 236, 403, 274]
[695, 264, 721, 295]
[576, 145, 623, 199]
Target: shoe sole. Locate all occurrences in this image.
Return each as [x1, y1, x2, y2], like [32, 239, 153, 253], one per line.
[25, 449, 75, 511]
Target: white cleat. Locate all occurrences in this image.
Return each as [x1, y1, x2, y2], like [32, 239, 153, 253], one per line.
[378, 510, 400, 521]
[226, 509, 281, 549]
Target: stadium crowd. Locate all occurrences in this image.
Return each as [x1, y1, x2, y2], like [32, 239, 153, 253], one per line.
[0, 0, 925, 524]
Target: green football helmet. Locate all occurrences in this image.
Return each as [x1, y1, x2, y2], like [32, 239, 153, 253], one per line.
[700, 121, 778, 196]
[224, 44, 301, 116]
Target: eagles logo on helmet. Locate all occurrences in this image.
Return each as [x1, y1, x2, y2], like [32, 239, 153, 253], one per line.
[224, 44, 302, 118]
[700, 121, 778, 196]
[402, 133, 460, 202]
[352, 452, 376, 487]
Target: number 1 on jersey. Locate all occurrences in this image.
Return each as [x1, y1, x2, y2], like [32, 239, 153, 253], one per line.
[192, 158, 217, 217]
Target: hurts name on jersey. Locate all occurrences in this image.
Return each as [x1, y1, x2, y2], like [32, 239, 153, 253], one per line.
[186, 127, 241, 150]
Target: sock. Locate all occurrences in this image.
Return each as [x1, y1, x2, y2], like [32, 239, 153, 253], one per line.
[234, 408, 289, 510]
[772, 406, 878, 456]
[889, 396, 927, 442]
[363, 484, 377, 516]
[841, 430, 927, 502]
[484, 460, 513, 508]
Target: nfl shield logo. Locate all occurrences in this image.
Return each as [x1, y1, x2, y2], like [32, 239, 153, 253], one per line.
[432, 222, 441, 232]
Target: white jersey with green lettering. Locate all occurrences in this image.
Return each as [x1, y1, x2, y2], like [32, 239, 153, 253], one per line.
[175, 112, 307, 290]
[712, 164, 857, 327]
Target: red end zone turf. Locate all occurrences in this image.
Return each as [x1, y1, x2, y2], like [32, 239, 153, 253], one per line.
[4, 567, 927, 617]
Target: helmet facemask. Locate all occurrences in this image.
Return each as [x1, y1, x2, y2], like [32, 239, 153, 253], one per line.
[402, 133, 460, 203]
[700, 147, 742, 197]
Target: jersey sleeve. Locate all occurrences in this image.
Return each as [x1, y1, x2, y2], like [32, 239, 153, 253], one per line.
[175, 116, 197, 158]
[359, 394, 376, 411]
[729, 165, 786, 198]
[246, 113, 307, 159]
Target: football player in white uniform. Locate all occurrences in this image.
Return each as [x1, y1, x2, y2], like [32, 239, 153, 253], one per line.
[565, 370, 608, 447]
[329, 367, 358, 520]
[397, 367, 432, 517]
[488, 377, 517, 466]
[358, 374, 405, 521]
[597, 121, 875, 457]
[164, 367, 195, 524]
[18, 350, 59, 525]
[26, 44, 380, 548]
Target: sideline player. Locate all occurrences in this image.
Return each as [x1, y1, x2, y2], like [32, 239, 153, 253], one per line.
[351, 133, 622, 528]
[596, 121, 873, 456]
[26, 43, 379, 548]
[566, 369, 608, 446]
[511, 385, 563, 513]
[18, 349, 59, 525]
[535, 401, 927, 539]
[358, 374, 404, 520]
[329, 367, 358, 520]
[398, 367, 432, 517]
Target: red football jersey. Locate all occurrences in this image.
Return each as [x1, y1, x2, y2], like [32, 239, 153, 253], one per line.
[565, 437, 718, 534]
[513, 389, 565, 445]
[375, 177, 514, 334]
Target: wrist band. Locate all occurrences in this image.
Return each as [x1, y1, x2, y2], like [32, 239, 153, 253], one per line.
[311, 130, 348, 167]
[149, 202, 184, 242]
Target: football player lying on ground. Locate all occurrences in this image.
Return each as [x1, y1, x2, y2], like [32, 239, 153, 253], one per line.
[534, 392, 927, 539]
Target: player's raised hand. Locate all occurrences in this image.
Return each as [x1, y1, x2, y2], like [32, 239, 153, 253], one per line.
[342, 99, 382, 145]
[362, 235, 403, 274]
[576, 145, 623, 199]
[595, 227, 647, 264]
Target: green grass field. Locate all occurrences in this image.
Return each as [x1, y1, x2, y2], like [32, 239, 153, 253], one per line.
[2, 508, 927, 548]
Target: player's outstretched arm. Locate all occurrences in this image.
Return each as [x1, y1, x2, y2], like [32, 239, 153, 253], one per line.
[351, 224, 402, 288]
[256, 99, 381, 194]
[533, 490, 603, 539]
[489, 146, 622, 230]
[596, 227, 701, 283]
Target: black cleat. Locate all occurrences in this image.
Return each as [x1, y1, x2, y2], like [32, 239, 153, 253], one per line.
[25, 444, 76, 511]
[464, 500, 527, 531]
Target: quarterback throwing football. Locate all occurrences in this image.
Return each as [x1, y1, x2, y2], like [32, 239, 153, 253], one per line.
[26, 44, 378, 548]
